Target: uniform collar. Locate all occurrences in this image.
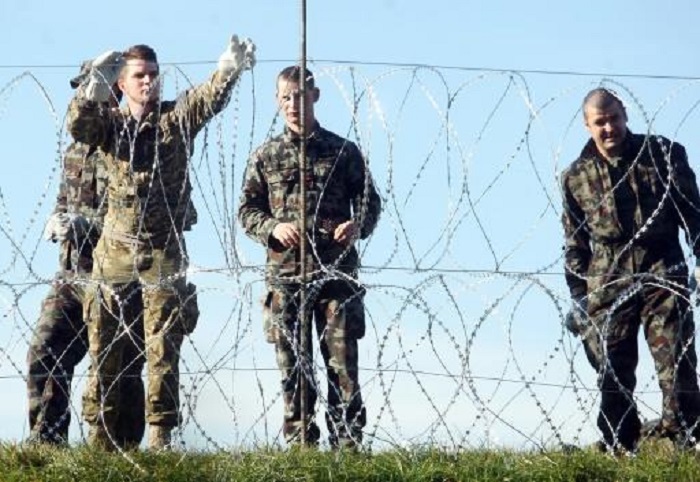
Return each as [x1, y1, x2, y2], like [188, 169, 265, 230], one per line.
[581, 131, 636, 168]
[283, 122, 322, 144]
[123, 103, 159, 129]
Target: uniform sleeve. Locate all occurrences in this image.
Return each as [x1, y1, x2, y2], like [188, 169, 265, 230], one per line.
[174, 70, 241, 138]
[66, 96, 113, 150]
[53, 151, 71, 215]
[55, 142, 91, 215]
[669, 143, 700, 257]
[346, 143, 381, 239]
[561, 172, 591, 300]
[183, 194, 198, 232]
[238, 151, 278, 246]
[83, 150, 108, 246]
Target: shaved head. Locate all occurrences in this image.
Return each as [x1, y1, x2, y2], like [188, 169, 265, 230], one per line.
[582, 88, 626, 120]
[582, 88, 629, 160]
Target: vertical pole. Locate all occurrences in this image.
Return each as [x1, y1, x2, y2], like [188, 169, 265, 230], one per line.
[298, 0, 309, 446]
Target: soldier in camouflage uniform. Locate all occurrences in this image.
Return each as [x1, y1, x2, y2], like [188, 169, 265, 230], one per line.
[561, 87, 700, 453]
[67, 37, 255, 449]
[238, 66, 382, 449]
[25, 64, 148, 447]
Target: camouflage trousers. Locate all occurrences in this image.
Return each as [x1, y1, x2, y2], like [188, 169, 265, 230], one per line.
[83, 276, 198, 446]
[263, 280, 367, 448]
[27, 277, 89, 443]
[586, 284, 700, 450]
[81, 281, 147, 448]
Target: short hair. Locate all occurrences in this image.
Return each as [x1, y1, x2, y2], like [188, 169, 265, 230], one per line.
[582, 87, 626, 117]
[122, 44, 158, 64]
[277, 65, 315, 90]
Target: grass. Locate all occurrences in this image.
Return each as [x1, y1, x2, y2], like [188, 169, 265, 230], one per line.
[2, 440, 700, 482]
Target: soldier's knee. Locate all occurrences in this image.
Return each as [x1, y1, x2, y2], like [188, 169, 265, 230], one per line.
[325, 295, 366, 340]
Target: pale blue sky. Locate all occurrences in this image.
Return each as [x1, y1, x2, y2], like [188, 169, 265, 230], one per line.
[0, 0, 699, 449]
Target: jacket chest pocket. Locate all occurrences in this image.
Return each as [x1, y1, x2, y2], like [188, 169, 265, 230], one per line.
[266, 168, 298, 214]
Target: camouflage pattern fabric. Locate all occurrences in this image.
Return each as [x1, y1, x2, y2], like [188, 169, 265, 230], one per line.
[67, 70, 233, 251]
[239, 124, 381, 284]
[82, 238, 197, 435]
[27, 280, 88, 443]
[54, 142, 108, 272]
[66, 70, 229, 436]
[81, 281, 146, 449]
[578, 320, 604, 373]
[264, 281, 366, 447]
[561, 132, 700, 450]
[240, 124, 380, 447]
[26, 142, 115, 444]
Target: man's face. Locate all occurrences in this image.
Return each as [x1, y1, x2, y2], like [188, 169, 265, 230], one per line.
[276, 78, 318, 134]
[584, 101, 628, 159]
[118, 59, 160, 106]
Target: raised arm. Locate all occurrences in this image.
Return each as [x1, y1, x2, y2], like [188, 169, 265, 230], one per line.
[67, 50, 124, 149]
[66, 96, 115, 150]
[175, 35, 256, 137]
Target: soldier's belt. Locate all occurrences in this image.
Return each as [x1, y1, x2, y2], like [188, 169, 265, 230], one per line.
[104, 230, 145, 248]
[112, 194, 187, 208]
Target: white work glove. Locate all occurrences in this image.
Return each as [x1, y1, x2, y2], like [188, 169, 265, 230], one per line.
[42, 213, 90, 243]
[217, 35, 256, 77]
[83, 50, 124, 102]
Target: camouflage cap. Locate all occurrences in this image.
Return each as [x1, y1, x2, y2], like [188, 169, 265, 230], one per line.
[69, 60, 92, 89]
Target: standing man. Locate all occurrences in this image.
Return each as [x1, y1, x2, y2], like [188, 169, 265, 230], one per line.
[239, 66, 381, 449]
[27, 63, 146, 448]
[68, 36, 255, 450]
[561, 87, 700, 453]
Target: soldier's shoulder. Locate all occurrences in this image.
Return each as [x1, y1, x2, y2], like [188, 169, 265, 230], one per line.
[641, 133, 688, 162]
[319, 127, 356, 149]
[562, 155, 592, 183]
[64, 141, 90, 162]
[653, 134, 687, 154]
[250, 133, 287, 162]
[158, 100, 178, 115]
[65, 140, 86, 152]
[648, 133, 674, 146]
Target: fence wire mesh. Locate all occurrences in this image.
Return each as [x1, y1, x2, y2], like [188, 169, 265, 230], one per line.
[2, 60, 700, 454]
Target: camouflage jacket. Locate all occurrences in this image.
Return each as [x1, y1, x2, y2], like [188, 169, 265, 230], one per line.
[561, 132, 700, 302]
[238, 124, 382, 284]
[66, 71, 236, 249]
[54, 142, 108, 274]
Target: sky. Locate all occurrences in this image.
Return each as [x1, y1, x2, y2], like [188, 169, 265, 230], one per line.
[1, 0, 700, 451]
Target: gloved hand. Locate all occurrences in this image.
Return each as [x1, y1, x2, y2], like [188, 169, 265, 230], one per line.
[217, 35, 256, 77]
[42, 213, 91, 243]
[564, 296, 588, 336]
[83, 50, 124, 102]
